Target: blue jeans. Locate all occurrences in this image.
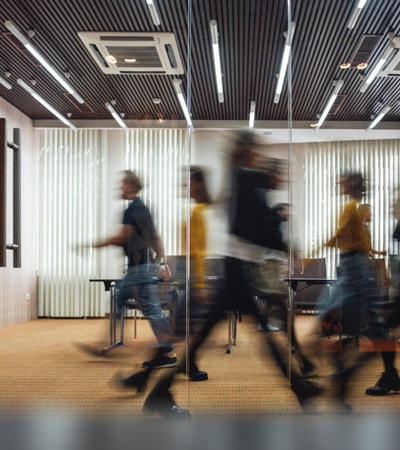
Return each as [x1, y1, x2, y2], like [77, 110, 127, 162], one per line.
[322, 252, 379, 335]
[117, 264, 173, 352]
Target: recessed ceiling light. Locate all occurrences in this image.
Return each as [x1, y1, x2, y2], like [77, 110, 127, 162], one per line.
[357, 62, 368, 70]
[153, 98, 162, 104]
[340, 62, 351, 69]
[310, 123, 318, 128]
[105, 54, 117, 64]
[125, 58, 137, 63]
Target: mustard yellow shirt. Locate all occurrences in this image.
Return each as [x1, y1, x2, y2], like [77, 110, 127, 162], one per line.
[182, 203, 208, 288]
[326, 200, 371, 253]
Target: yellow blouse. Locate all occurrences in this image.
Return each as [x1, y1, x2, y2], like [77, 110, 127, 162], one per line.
[182, 203, 208, 289]
[325, 200, 371, 253]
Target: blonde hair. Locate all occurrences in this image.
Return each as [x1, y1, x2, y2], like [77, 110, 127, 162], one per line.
[122, 170, 142, 192]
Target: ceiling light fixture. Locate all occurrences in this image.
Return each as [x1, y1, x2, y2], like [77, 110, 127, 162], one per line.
[105, 102, 128, 129]
[17, 78, 77, 130]
[314, 79, 344, 131]
[367, 103, 392, 130]
[146, 0, 161, 26]
[105, 55, 117, 64]
[360, 41, 396, 93]
[210, 20, 224, 103]
[347, 0, 369, 30]
[340, 62, 351, 69]
[173, 79, 193, 128]
[5, 20, 84, 104]
[249, 101, 256, 128]
[0, 75, 12, 90]
[274, 21, 295, 104]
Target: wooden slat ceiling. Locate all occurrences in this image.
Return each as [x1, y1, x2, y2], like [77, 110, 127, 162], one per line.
[0, 0, 400, 126]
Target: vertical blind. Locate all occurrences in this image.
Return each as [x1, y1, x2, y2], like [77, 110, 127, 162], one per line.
[38, 129, 107, 317]
[303, 139, 400, 277]
[38, 128, 188, 317]
[125, 129, 188, 257]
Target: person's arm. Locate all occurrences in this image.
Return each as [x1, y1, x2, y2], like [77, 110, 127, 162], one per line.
[151, 229, 171, 281]
[92, 224, 134, 248]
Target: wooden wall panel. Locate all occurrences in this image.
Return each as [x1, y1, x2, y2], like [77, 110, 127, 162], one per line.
[0, 98, 38, 327]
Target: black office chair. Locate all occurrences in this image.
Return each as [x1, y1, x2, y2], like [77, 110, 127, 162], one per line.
[291, 258, 328, 313]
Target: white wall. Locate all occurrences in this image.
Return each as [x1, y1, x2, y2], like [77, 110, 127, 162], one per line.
[0, 97, 39, 327]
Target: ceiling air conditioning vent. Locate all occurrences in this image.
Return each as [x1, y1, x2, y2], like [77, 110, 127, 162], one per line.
[380, 37, 400, 77]
[78, 32, 184, 75]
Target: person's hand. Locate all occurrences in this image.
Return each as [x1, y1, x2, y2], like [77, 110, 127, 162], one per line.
[70, 242, 91, 259]
[160, 263, 172, 281]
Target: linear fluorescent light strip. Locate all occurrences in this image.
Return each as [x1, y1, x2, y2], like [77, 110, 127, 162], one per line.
[360, 43, 395, 93]
[347, 0, 369, 29]
[105, 102, 128, 129]
[173, 79, 193, 128]
[274, 21, 295, 104]
[0, 75, 12, 90]
[249, 101, 256, 128]
[146, 0, 160, 26]
[367, 104, 392, 130]
[210, 20, 224, 103]
[315, 80, 344, 130]
[17, 78, 77, 131]
[4, 20, 84, 104]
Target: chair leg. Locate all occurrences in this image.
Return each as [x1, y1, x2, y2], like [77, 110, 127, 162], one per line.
[120, 307, 125, 345]
[134, 308, 137, 339]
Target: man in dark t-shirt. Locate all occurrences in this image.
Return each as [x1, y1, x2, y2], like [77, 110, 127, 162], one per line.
[87, 170, 176, 369]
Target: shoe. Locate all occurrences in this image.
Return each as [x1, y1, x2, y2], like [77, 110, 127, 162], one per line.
[301, 361, 318, 377]
[142, 352, 177, 368]
[118, 370, 150, 393]
[258, 322, 280, 332]
[143, 391, 190, 419]
[265, 322, 280, 332]
[189, 363, 208, 381]
[177, 363, 208, 381]
[365, 370, 400, 396]
[291, 377, 323, 412]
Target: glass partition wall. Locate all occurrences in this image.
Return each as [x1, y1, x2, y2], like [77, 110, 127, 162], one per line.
[186, 0, 294, 416]
[34, 0, 400, 421]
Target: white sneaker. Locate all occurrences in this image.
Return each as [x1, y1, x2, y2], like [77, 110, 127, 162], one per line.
[265, 322, 280, 332]
[258, 322, 280, 332]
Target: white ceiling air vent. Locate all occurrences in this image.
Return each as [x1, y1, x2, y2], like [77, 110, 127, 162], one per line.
[377, 36, 400, 78]
[78, 32, 184, 75]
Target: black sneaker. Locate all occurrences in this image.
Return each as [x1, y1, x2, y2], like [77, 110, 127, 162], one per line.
[177, 363, 208, 381]
[142, 352, 177, 368]
[143, 391, 190, 419]
[365, 370, 400, 396]
[189, 363, 208, 381]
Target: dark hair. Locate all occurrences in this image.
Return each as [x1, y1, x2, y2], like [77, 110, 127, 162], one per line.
[340, 172, 366, 199]
[229, 130, 259, 166]
[190, 166, 212, 204]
